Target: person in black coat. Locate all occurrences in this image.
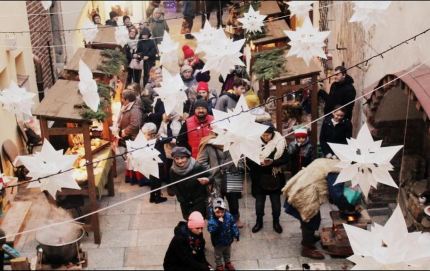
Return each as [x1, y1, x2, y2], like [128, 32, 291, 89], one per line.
[319, 106, 353, 158]
[248, 126, 288, 234]
[170, 147, 212, 219]
[164, 212, 211, 271]
[138, 27, 157, 86]
[105, 11, 119, 26]
[322, 66, 356, 120]
[124, 27, 143, 85]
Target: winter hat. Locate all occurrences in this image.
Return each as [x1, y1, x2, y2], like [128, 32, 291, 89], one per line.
[171, 146, 191, 158]
[294, 127, 308, 138]
[196, 81, 209, 93]
[180, 64, 193, 74]
[213, 197, 226, 210]
[245, 94, 260, 108]
[182, 45, 195, 59]
[142, 122, 157, 134]
[187, 211, 205, 229]
[140, 27, 151, 37]
[194, 99, 209, 110]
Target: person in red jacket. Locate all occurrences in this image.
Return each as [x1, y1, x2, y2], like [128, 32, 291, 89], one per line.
[177, 99, 214, 158]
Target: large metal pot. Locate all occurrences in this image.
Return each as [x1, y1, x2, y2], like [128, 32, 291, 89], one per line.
[35, 223, 85, 265]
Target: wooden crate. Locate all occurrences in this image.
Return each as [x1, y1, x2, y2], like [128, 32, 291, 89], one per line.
[320, 226, 353, 257]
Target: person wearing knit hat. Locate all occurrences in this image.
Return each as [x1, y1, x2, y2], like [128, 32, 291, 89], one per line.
[288, 127, 313, 175]
[164, 210, 212, 270]
[207, 198, 239, 270]
[182, 45, 195, 59]
[170, 143, 212, 219]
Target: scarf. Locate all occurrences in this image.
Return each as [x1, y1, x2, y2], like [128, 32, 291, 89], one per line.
[171, 157, 196, 176]
[260, 131, 287, 175]
[127, 38, 138, 52]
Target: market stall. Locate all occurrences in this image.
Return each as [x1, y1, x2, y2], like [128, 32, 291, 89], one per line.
[33, 79, 117, 244]
[85, 26, 121, 50]
[63, 48, 107, 81]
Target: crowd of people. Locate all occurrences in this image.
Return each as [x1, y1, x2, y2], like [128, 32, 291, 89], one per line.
[95, 2, 358, 270]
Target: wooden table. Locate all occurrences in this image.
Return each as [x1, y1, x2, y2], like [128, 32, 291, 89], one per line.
[86, 26, 122, 50]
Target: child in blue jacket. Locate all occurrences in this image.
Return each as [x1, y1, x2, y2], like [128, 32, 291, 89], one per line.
[207, 197, 239, 271]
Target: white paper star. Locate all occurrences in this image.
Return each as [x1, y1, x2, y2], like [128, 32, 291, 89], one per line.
[115, 25, 129, 47]
[81, 20, 99, 43]
[212, 95, 268, 165]
[328, 123, 403, 198]
[78, 59, 100, 112]
[126, 131, 162, 179]
[18, 139, 80, 199]
[238, 5, 267, 34]
[201, 32, 246, 80]
[287, 1, 315, 19]
[158, 31, 179, 73]
[0, 81, 36, 117]
[41, 1, 52, 10]
[153, 69, 187, 115]
[350, 1, 391, 29]
[192, 22, 222, 54]
[344, 205, 430, 269]
[284, 16, 330, 65]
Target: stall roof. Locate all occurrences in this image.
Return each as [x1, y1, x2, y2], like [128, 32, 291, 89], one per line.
[64, 48, 105, 75]
[33, 79, 89, 122]
[253, 19, 290, 46]
[271, 55, 321, 83]
[260, 1, 282, 16]
[88, 26, 121, 50]
[363, 64, 430, 119]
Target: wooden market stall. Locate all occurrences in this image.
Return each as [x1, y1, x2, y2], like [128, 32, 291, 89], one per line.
[270, 56, 321, 156]
[260, 0, 283, 18]
[85, 26, 122, 50]
[63, 48, 108, 81]
[33, 79, 116, 244]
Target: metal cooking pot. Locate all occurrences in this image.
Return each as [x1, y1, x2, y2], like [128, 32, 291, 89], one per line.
[35, 224, 85, 265]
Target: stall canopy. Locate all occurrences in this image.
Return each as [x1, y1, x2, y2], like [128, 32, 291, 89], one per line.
[64, 48, 105, 78]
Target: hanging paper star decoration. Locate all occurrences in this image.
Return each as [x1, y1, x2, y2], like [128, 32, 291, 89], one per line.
[18, 139, 80, 199]
[153, 69, 187, 115]
[211, 95, 268, 165]
[350, 1, 392, 29]
[158, 31, 179, 73]
[41, 1, 52, 10]
[287, 1, 315, 19]
[201, 31, 245, 80]
[344, 205, 430, 269]
[328, 123, 403, 198]
[115, 25, 129, 47]
[0, 81, 36, 117]
[192, 22, 222, 54]
[284, 16, 330, 65]
[237, 5, 266, 34]
[81, 20, 99, 43]
[126, 131, 162, 179]
[78, 59, 100, 112]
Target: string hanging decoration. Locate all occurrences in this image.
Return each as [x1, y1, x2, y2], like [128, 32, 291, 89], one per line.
[284, 16, 330, 65]
[344, 205, 430, 269]
[328, 123, 403, 198]
[349, 1, 392, 29]
[153, 69, 187, 115]
[158, 31, 180, 73]
[78, 59, 100, 112]
[237, 5, 267, 34]
[287, 1, 315, 19]
[0, 81, 36, 117]
[17, 139, 81, 199]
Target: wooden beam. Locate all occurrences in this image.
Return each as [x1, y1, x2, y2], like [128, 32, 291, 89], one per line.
[46, 126, 84, 136]
[275, 81, 283, 133]
[82, 122, 101, 244]
[311, 74, 319, 158]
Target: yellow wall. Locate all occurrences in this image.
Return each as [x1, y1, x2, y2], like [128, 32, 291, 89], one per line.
[0, 1, 38, 175]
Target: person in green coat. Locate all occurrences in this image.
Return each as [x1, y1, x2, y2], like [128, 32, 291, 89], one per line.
[170, 146, 212, 219]
[148, 8, 169, 44]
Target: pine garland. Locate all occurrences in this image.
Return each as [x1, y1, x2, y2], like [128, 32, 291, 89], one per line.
[97, 49, 127, 77]
[252, 47, 287, 81]
[77, 83, 113, 121]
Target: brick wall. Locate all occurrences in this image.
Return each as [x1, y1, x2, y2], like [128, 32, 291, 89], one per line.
[26, 0, 55, 90]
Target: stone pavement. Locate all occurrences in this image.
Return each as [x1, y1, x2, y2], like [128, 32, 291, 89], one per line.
[80, 158, 353, 270]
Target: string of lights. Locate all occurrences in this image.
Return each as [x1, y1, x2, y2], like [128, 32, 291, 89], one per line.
[3, 24, 430, 190]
